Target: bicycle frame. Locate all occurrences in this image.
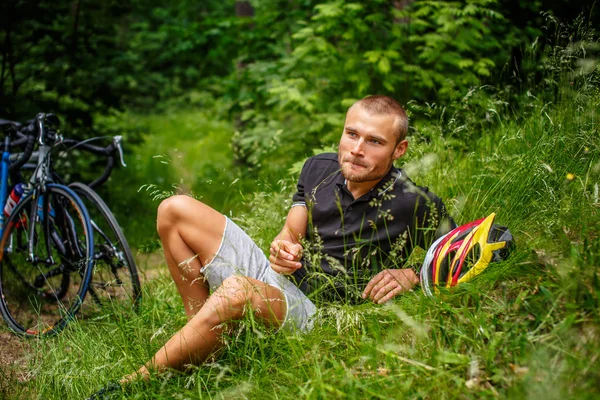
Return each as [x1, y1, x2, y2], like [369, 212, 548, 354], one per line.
[0, 121, 75, 263]
[0, 115, 99, 337]
[0, 137, 13, 235]
[0, 115, 47, 235]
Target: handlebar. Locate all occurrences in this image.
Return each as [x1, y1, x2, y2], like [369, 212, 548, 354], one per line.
[3, 114, 44, 172]
[60, 136, 126, 188]
[61, 136, 126, 166]
[3, 114, 126, 188]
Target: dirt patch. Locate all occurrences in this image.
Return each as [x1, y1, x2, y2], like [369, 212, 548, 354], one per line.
[136, 250, 166, 282]
[0, 331, 30, 381]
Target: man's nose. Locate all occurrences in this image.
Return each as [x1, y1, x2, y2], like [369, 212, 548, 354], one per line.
[351, 139, 365, 156]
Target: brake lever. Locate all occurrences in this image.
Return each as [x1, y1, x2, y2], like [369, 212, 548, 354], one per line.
[36, 113, 46, 146]
[113, 135, 127, 167]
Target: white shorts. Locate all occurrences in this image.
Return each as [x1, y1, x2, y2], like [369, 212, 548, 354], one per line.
[200, 217, 316, 332]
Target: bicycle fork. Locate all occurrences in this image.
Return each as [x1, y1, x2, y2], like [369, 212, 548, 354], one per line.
[26, 191, 57, 265]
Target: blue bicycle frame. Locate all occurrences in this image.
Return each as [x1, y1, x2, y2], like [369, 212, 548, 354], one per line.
[0, 137, 13, 235]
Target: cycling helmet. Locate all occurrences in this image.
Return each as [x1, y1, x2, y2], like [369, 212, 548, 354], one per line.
[420, 213, 514, 297]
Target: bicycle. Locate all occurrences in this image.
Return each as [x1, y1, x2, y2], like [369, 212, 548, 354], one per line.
[0, 114, 95, 337]
[51, 136, 141, 313]
[12, 118, 142, 318]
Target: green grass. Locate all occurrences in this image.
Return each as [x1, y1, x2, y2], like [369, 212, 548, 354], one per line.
[89, 109, 240, 248]
[2, 69, 600, 400]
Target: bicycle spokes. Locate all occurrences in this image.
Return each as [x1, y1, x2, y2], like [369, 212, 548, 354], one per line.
[0, 187, 93, 336]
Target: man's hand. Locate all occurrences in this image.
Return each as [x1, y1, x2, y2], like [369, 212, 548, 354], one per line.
[362, 269, 419, 304]
[269, 239, 303, 275]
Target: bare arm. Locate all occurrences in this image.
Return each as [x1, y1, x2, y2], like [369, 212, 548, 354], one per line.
[275, 205, 308, 243]
[269, 206, 308, 274]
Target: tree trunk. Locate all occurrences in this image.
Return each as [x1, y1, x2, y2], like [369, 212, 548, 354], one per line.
[393, 0, 413, 25]
[71, 0, 81, 57]
[235, 1, 254, 18]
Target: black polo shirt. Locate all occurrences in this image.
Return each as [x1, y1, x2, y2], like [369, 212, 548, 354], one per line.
[289, 153, 454, 302]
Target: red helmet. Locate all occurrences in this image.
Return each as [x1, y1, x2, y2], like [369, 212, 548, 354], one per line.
[420, 213, 514, 297]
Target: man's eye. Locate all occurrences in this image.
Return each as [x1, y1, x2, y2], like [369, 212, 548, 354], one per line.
[347, 132, 357, 138]
[370, 139, 381, 144]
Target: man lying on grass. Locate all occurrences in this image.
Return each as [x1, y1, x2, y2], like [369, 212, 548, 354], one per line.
[89, 95, 454, 398]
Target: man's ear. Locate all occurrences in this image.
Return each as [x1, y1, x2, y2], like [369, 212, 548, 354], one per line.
[393, 139, 408, 161]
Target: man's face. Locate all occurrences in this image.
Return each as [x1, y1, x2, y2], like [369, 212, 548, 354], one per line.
[338, 105, 408, 183]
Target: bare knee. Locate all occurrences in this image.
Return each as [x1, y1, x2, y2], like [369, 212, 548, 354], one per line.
[205, 276, 254, 323]
[157, 195, 197, 236]
[218, 276, 253, 308]
[203, 276, 285, 328]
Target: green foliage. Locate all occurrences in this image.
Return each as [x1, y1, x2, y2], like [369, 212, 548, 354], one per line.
[0, 0, 236, 126]
[2, 0, 597, 183]
[81, 107, 239, 247]
[229, 0, 546, 177]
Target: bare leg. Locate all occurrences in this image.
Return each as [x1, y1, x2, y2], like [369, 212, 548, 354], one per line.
[138, 195, 285, 375]
[89, 195, 286, 395]
[156, 195, 226, 318]
[123, 275, 286, 382]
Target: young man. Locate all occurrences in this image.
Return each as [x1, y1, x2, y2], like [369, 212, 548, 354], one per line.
[91, 95, 452, 396]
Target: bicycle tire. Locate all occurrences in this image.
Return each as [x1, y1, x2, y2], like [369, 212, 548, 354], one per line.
[0, 184, 94, 337]
[69, 182, 141, 312]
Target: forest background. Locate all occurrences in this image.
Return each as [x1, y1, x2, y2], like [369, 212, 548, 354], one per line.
[1, 0, 600, 399]
[1, 0, 598, 241]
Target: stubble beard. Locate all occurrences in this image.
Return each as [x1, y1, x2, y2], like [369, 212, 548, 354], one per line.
[338, 148, 393, 183]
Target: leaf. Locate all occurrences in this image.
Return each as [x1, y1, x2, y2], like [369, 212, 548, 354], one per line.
[378, 57, 391, 74]
[458, 59, 474, 69]
[344, 3, 363, 12]
[436, 351, 470, 365]
[364, 50, 381, 64]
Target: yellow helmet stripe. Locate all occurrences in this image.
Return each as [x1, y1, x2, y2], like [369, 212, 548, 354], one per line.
[457, 213, 506, 284]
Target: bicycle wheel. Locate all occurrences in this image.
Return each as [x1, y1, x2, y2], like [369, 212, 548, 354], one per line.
[69, 182, 141, 313]
[0, 184, 94, 337]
